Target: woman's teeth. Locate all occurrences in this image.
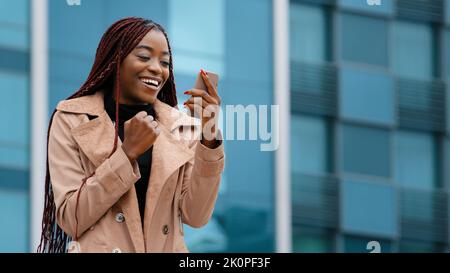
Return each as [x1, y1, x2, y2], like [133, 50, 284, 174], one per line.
[141, 78, 159, 87]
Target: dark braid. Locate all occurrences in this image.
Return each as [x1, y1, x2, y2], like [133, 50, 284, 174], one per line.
[37, 17, 178, 253]
[154, 22, 178, 104]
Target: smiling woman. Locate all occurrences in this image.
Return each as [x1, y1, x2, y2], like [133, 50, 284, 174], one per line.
[38, 17, 225, 253]
[119, 30, 171, 105]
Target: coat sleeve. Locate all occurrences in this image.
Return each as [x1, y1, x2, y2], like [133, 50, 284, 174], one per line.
[179, 130, 225, 228]
[48, 111, 141, 238]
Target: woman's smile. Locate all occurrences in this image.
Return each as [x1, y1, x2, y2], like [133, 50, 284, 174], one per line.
[139, 76, 162, 91]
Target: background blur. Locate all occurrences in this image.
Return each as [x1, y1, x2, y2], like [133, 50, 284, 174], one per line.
[1, 0, 450, 253]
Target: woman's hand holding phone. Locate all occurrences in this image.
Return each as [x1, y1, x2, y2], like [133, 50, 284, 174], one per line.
[183, 69, 221, 148]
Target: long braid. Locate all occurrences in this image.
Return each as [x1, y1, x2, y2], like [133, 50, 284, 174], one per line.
[154, 23, 178, 106]
[38, 17, 178, 253]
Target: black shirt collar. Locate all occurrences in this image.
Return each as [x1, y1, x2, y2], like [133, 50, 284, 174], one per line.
[104, 90, 156, 123]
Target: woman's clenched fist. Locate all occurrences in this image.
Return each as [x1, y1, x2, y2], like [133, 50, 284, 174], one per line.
[121, 111, 160, 162]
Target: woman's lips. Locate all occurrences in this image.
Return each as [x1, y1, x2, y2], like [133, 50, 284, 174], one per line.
[140, 79, 159, 91]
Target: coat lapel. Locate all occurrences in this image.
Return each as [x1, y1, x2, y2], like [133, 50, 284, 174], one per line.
[70, 111, 116, 168]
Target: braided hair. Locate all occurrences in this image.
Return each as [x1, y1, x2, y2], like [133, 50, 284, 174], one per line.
[37, 17, 178, 253]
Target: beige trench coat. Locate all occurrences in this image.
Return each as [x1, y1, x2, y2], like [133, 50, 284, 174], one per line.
[48, 91, 225, 253]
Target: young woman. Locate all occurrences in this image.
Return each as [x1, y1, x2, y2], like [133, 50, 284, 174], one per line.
[38, 17, 224, 253]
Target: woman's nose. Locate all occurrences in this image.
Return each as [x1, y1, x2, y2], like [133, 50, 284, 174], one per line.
[147, 59, 162, 74]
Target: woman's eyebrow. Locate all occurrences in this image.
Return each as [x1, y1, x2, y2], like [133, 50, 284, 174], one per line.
[135, 44, 169, 55]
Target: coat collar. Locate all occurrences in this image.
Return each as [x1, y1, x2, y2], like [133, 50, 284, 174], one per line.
[56, 91, 201, 252]
[56, 91, 200, 132]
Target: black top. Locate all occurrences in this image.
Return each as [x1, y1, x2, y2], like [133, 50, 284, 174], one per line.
[103, 91, 157, 225]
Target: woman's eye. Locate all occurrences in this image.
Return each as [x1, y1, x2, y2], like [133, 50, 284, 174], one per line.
[161, 61, 170, 67]
[138, 55, 150, 61]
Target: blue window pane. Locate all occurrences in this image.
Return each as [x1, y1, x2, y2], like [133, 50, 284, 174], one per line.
[446, 0, 450, 25]
[340, 13, 388, 67]
[399, 240, 442, 253]
[401, 189, 436, 224]
[225, 0, 272, 85]
[169, 0, 224, 76]
[339, 0, 394, 15]
[344, 235, 392, 253]
[393, 21, 435, 79]
[104, 0, 167, 25]
[184, 217, 227, 252]
[0, 72, 29, 169]
[291, 115, 331, 175]
[0, 189, 29, 252]
[225, 205, 273, 252]
[293, 227, 334, 253]
[0, 48, 29, 72]
[446, 31, 450, 78]
[0, 0, 29, 49]
[0, 0, 29, 25]
[340, 67, 395, 126]
[395, 131, 438, 189]
[290, 3, 328, 63]
[447, 138, 450, 188]
[0, 146, 29, 170]
[341, 125, 390, 177]
[342, 180, 397, 238]
[0, 167, 29, 191]
[0, 27, 29, 50]
[49, 0, 112, 57]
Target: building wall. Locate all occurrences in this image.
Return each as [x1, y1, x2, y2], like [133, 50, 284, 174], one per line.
[0, 0, 31, 253]
[290, 0, 450, 253]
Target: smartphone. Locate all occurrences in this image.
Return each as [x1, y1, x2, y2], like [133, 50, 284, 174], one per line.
[194, 70, 219, 93]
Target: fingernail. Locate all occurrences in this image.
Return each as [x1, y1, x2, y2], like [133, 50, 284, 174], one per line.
[183, 101, 187, 105]
[184, 91, 189, 95]
[201, 69, 206, 76]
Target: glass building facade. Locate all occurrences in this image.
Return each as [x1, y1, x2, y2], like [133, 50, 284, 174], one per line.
[1, 0, 450, 253]
[290, 0, 450, 252]
[0, 0, 30, 252]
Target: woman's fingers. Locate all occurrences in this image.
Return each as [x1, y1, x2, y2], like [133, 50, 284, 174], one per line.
[144, 114, 154, 122]
[184, 103, 200, 117]
[184, 100, 219, 118]
[135, 111, 148, 119]
[143, 114, 160, 132]
[200, 70, 218, 97]
[184, 95, 216, 107]
[184, 89, 219, 105]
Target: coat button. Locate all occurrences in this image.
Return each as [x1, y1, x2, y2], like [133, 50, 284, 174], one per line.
[162, 225, 170, 235]
[112, 247, 122, 253]
[89, 225, 95, 231]
[115, 212, 125, 223]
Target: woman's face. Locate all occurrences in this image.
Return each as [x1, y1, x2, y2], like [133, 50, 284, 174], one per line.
[118, 29, 170, 105]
